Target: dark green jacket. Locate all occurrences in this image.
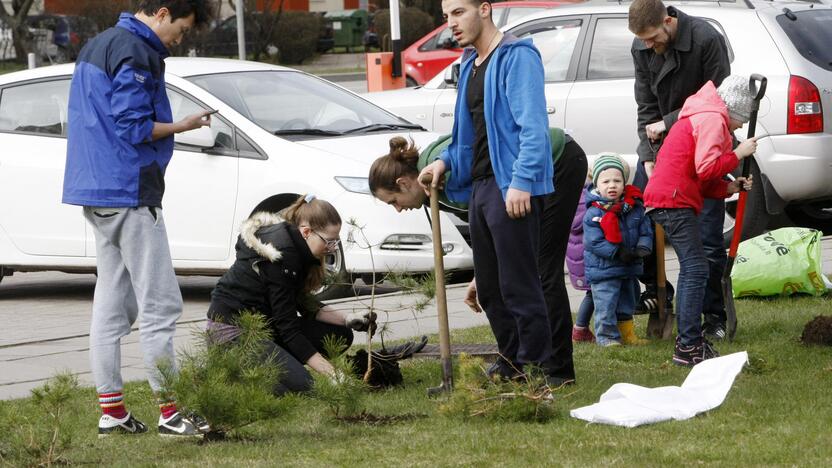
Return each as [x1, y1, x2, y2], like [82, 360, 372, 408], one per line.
[418, 128, 567, 212]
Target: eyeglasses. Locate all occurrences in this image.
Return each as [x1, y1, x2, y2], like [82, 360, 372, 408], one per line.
[312, 231, 341, 251]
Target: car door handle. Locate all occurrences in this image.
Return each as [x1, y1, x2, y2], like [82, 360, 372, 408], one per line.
[546, 107, 556, 115]
[440, 112, 454, 118]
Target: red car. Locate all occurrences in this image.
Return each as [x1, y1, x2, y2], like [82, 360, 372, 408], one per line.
[403, 1, 571, 86]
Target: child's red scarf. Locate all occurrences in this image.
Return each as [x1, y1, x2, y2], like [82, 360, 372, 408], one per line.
[591, 185, 643, 244]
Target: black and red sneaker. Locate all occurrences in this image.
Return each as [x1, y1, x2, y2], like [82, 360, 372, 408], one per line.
[672, 337, 719, 367]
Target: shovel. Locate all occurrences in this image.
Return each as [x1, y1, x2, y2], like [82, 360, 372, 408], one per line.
[723, 74, 767, 341]
[420, 173, 453, 395]
[647, 223, 674, 339]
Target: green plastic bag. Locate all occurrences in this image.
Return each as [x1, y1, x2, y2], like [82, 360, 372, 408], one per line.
[731, 227, 829, 298]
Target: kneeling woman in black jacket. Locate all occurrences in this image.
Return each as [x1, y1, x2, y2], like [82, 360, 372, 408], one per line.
[207, 194, 375, 394]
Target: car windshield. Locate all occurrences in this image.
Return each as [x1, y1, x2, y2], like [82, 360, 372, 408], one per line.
[187, 70, 419, 138]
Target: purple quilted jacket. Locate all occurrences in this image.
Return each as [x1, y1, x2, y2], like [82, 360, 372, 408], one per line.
[566, 183, 590, 291]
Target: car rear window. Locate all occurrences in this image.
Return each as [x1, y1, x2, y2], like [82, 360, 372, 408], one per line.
[776, 9, 832, 72]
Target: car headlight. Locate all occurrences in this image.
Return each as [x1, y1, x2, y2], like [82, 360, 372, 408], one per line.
[335, 176, 371, 195]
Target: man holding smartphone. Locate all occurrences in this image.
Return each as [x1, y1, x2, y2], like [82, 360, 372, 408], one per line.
[62, 0, 215, 438]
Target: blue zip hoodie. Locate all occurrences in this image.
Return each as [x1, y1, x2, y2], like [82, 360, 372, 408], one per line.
[439, 35, 554, 203]
[62, 13, 174, 208]
[583, 187, 653, 283]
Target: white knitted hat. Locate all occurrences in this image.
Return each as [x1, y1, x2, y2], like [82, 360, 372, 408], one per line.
[717, 75, 754, 123]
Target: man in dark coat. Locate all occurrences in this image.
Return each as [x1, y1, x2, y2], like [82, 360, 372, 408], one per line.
[629, 0, 731, 340]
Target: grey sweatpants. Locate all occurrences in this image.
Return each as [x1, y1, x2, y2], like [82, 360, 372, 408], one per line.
[84, 206, 182, 394]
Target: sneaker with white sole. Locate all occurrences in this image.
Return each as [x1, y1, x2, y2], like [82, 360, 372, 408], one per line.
[158, 412, 203, 438]
[98, 412, 148, 438]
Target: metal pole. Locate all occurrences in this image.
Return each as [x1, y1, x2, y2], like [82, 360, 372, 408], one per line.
[236, 0, 246, 60]
[27, 52, 36, 69]
[389, 0, 402, 77]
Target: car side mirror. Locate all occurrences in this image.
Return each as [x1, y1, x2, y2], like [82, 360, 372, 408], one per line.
[174, 126, 216, 149]
[444, 63, 460, 87]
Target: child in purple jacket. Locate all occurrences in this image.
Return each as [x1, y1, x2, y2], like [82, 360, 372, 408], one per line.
[568, 180, 596, 342]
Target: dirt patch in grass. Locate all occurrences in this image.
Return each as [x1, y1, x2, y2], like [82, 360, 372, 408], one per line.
[800, 315, 832, 346]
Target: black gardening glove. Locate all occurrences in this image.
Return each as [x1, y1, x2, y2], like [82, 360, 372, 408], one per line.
[616, 248, 636, 263]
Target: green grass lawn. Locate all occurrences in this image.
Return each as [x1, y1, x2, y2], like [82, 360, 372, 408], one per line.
[2, 296, 831, 467]
[0, 62, 26, 75]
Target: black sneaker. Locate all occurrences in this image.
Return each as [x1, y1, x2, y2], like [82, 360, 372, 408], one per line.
[703, 322, 728, 341]
[98, 412, 148, 438]
[635, 291, 673, 315]
[184, 411, 210, 433]
[486, 361, 524, 382]
[158, 412, 203, 438]
[672, 337, 720, 367]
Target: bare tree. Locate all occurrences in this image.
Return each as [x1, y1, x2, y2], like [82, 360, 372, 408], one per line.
[226, 0, 285, 61]
[0, 0, 37, 63]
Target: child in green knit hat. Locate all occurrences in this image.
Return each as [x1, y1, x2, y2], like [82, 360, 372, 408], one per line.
[582, 153, 653, 346]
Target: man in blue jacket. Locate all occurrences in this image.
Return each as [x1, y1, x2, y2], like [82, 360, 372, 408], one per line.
[420, 0, 561, 387]
[62, 0, 213, 438]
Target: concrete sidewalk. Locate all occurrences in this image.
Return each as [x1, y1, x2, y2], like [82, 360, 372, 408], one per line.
[3, 235, 831, 400]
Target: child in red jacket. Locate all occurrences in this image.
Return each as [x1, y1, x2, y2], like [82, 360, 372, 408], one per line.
[644, 75, 757, 367]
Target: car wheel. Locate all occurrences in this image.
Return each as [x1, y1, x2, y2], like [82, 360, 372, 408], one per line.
[314, 242, 353, 300]
[406, 76, 419, 88]
[723, 159, 768, 248]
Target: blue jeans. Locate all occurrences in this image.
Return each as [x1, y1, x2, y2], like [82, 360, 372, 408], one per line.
[590, 277, 638, 345]
[575, 291, 594, 328]
[699, 198, 727, 326]
[649, 208, 709, 346]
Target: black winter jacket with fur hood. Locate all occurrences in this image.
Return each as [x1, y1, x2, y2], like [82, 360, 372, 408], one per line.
[208, 212, 323, 363]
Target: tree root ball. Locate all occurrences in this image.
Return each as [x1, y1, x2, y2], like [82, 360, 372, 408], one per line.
[800, 315, 832, 346]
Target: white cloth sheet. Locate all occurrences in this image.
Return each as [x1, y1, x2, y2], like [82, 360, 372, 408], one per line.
[570, 351, 748, 428]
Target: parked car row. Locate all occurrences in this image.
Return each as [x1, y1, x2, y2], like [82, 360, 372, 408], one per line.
[402, 1, 572, 86]
[0, 58, 474, 296]
[365, 0, 832, 243]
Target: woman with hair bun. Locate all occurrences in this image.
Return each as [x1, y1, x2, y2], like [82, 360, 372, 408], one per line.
[369, 130, 588, 385]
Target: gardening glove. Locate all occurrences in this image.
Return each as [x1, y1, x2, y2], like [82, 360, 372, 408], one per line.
[345, 310, 377, 335]
[616, 248, 636, 263]
[376, 335, 429, 361]
[635, 246, 651, 258]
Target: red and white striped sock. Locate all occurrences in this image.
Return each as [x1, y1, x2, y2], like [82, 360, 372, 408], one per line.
[159, 401, 178, 420]
[99, 392, 128, 419]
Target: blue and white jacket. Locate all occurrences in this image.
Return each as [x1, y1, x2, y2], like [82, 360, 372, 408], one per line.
[583, 188, 654, 283]
[62, 13, 174, 208]
[439, 34, 554, 203]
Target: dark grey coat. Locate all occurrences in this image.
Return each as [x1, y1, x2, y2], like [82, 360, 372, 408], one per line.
[631, 6, 731, 163]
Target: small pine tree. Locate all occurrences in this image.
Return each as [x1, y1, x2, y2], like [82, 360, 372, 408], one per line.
[438, 354, 556, 422]
[311, 335, 368, 419]
[2, 373, 80, 467]
[159, 312, 294, 435]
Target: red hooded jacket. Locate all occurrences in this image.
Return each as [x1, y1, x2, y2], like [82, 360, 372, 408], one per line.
[644, 81, 739, 215]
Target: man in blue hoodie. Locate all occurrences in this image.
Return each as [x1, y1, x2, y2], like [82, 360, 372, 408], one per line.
[420, 0, 561, 386]
[62, 0, 214, 438]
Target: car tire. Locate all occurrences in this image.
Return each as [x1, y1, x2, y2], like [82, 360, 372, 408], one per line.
[723, 159, 768, 248]
[406, 76, 419, 88]
[314, 242, 354, 301]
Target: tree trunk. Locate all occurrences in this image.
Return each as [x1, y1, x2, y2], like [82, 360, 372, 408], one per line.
[0, 0, 37, 64]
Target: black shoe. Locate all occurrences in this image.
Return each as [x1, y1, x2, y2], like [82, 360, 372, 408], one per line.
[158, 412, 203, 438]
[703, 322, 727, 342]
[543, 375, 576, 388]
[98, 412, 148, 438]
[635, 291, 673, 315]
[672, 337, 719, 367]
[486, 361, 524, 382]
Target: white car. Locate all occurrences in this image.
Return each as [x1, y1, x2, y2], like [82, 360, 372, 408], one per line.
[364, 0, 832, 241]
[0, 58, 474, 296]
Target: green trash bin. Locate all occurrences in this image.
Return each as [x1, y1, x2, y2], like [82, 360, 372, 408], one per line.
[324, 9, 368, 50]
